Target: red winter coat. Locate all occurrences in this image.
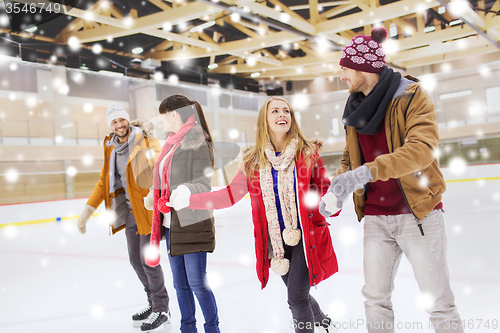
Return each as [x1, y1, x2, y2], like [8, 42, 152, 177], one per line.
[188, 151, 338, 289]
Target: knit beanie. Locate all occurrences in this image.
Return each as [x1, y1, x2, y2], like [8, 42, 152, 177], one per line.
[106, 102, 130, 128]
[339, 27, 388, 74]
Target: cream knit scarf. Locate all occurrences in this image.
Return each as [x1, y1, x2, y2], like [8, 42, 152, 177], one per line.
[261, 138, 301, 276]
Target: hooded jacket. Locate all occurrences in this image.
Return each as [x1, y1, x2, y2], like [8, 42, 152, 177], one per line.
[87, 121, 161, 235]
[187, 147, 338, 289]
[336, 77, 446, 222]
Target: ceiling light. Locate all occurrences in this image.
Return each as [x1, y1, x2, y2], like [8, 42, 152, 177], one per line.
[449, 0, 485, 27]
[190, 20, 215, 33]
[246, 57, 257, 66]
[251, 72, 260, 78]
[448, 0, 469, 16]
[208, 63, 218, 69]
[280, 13, 290, 22]
[25, 26, 37, 33]
[163, 23, 172, 31]
[230, 13, 241, 22]
[92, 44, 103, 54]
[132, 47, 143, 54]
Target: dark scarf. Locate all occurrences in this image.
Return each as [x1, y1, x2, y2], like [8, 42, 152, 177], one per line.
[342, 66, 401, 135]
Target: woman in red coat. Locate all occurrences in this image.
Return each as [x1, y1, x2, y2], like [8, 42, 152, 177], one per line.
[169, 97, 338, 333]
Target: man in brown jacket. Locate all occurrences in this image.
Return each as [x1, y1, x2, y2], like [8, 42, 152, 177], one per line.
[320, 28, 464, 333]
[77, 103, 171, 332]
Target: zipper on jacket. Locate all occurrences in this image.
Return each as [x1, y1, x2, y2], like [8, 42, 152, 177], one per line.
[388, 97, 424, 236]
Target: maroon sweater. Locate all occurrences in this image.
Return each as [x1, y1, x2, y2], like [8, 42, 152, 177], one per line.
[358, 122, 442, 216]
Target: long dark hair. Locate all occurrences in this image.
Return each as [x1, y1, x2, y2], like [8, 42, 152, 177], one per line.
[159, 94, 214, 167]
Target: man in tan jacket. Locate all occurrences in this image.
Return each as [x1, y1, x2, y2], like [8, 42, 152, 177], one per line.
[77, 103, 171, 332]
[320, 28, 464, 333]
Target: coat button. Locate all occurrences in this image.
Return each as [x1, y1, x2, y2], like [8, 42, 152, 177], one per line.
[308, 214, 313, 218]
[311, 246, 315, 249]
[314, 274, 318, 279]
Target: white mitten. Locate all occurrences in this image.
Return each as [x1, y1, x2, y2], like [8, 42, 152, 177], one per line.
[319, 192, 340, 217]
[323, 192, 340, 214]
[78, 205, 96, 234]
[166, 185, 191, 211]
[144, 189, 154, 210]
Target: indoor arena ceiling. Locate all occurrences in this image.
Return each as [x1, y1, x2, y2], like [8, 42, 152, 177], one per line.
[1, 0, 500, 91]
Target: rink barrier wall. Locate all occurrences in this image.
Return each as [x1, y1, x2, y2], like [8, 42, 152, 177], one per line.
[1, 164, 500, 227]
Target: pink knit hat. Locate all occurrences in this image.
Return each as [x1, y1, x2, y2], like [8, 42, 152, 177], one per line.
[339, 27, 388, 74]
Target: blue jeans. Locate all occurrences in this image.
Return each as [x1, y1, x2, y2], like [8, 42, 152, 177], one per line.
[165, 228, 220, 333]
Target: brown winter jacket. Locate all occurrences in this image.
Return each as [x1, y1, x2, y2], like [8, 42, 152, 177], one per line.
[336, 78, 446, 221]
[87, 121, 161, 235]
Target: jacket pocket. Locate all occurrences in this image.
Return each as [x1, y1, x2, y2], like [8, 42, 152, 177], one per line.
[413, 165, 443, 197]
[310, 225, 334, 263]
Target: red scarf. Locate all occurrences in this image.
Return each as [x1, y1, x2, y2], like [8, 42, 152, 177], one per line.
[147, 115, 196, 266]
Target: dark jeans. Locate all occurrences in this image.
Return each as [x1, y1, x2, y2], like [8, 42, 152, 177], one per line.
[282, 238, 329, 333]
[125, 212, 169, 312]
[165, 228, 220, 333]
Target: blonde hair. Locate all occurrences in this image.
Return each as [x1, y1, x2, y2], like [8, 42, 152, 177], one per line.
[242, 97, 319, 177]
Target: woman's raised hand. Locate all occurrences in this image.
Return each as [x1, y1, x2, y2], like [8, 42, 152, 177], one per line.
[166, 185, 191, 211]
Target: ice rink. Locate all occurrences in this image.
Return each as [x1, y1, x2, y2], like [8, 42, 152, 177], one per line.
[1, 164, 499, 333]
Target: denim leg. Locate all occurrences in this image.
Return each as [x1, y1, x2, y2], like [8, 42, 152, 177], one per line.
[183, 252, 220, 333]
[396, 211, 463, 333]
[362, 215, 403, 333]
[166, 229, 198, 333]
[281, 238, 316, 333]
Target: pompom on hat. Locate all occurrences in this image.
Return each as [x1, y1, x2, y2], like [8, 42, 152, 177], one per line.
[339, 27, 388, 74]
[106, 102, 130, 128]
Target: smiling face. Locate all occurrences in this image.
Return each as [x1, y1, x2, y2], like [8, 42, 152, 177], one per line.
[340, 66, 366, 94]
[110, 118, 130, 142]
[266, 99, 292, 137]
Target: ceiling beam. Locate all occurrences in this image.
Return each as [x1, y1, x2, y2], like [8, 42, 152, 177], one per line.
[268, 0, 307, 23]
[289, 1, 352, 11]
[54, 1, 221, 43]
[233, 0, 316, 34]
[212, 51, 342, 74]
[319, 4, 357, 20]
[197, 0, 319, 41]
[149, 31, 304, 61]
[400, 44, 500, 68]
[392, 35, 488, 64]
[309, 0, 320, 25]
[437, 0, 500, 50]
[148, 0, 171, 11]
[317, 0, 441, 35]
